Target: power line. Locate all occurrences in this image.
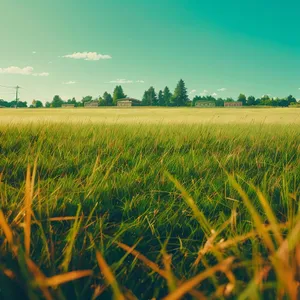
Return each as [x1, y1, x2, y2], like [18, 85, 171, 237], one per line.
[0, 84, 16, 89]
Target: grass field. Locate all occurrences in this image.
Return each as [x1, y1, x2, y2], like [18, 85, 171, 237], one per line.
[0, 109, 299, 299]
[0, 107, 300, 124]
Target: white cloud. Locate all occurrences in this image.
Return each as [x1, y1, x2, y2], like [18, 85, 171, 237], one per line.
[32, 72, 49, 77]
[212, 93, 218, 97]
[63, 81, 76, 85]
[199, 89, 209, 96]
[109, 79, 133, 84]
[48, 61, 52, 64]
[0, 66, 34, 75]
[63, 51, 112, 61]
[32, 51, 37, 54]
[136, 80, 145, 83]
[217, 88, 227, 92]
[0, 66, 49, 76]
[189, 89, 197, 95]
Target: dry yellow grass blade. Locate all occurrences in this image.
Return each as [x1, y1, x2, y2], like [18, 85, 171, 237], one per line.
[0, 210, 18, 255]
[48, 216, 78, 221]
[163, 257, 235, 300]
[38, 270, 93, 287]
[215, 223, 288, 251]
[272, 219, 300, 300]
[117, 241, 167, 278]
[0, 210, 14, 245]
[91, 284, 107, 300]
[1, 268, 16, 280]
[96, 250, 125, 300]
[117, 241, 207, 299]
[26, 258, 53, 300]
[163, 253, 177, 293]
[24, 164, 32, 257]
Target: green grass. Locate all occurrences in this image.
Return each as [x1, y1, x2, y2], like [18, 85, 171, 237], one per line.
[0, 121, 299, 299]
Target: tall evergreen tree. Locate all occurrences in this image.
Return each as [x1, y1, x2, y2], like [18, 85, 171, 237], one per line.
[158, 90, 164, 106]
[163, 86, 172, 107]
[171, 79, 189, 106]
[142, 86, 157, 106]
[113, 86, 126, 105]
[103, 91, 113, 106]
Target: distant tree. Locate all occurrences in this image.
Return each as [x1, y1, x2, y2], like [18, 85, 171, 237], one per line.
[81, 96, 93, 104]
[206, 95, 217, 102]
[286, 95, 296, 105]
[113, 86, 126, 105]
[142, 86, 157, 106]
[247, 96, 256, 106]
[163, 86, 172, 106]
[158, 90, 164, 106]
[9, 100, 27, 108]
[192, 95, 203, 106]
[278, 98, 289, 107]
[0, 99, 9, 107]
[98, 97, 106, 106]
[103, 92, 113, 106]
[171, 79, 189, 106]
[51, 95, 63, 108]
[238, 93, 247, 106]
[215, 98, 224, 107]
[255, 98, 261, 106]
[45, 102, 51, 108]
[31, 99, 43, 108]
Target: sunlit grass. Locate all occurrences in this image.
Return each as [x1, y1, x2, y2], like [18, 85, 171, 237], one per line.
[0, 122, 299, 299]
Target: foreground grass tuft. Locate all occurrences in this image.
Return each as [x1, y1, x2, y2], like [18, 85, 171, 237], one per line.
[0, 123, 299, 299]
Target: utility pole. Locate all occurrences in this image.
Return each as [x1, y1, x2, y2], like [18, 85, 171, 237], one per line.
[15, 85, 20, 108]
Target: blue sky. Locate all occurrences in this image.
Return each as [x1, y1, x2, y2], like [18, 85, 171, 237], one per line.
[1, 0, 300, 103]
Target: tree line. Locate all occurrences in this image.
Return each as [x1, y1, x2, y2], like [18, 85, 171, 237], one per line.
[0, 79, 298, 108]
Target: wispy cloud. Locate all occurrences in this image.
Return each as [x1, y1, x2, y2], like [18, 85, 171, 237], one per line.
[109, 79, 145, 84]
[212, 92, 218, 97]
[199, 89, 209, 96]
[0, 66, 49, 76]
[109, 79, 133, 84]
[217, 87, 226, 92]
[63, 81, 76, 85]
[32, 51, 37, 54]
[63, 51, 112, 61]
[32, 72, 49, 77]
[189, 89, 197, 95]
[0, 66, 33, 75]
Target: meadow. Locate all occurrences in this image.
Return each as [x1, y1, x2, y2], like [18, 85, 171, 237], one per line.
[0, 107, 300, 124]
[0, 108, 299, 299]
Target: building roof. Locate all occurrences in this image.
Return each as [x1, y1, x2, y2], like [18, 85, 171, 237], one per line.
[118, 98, 141, 102]
[196, 101, 215, 104]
